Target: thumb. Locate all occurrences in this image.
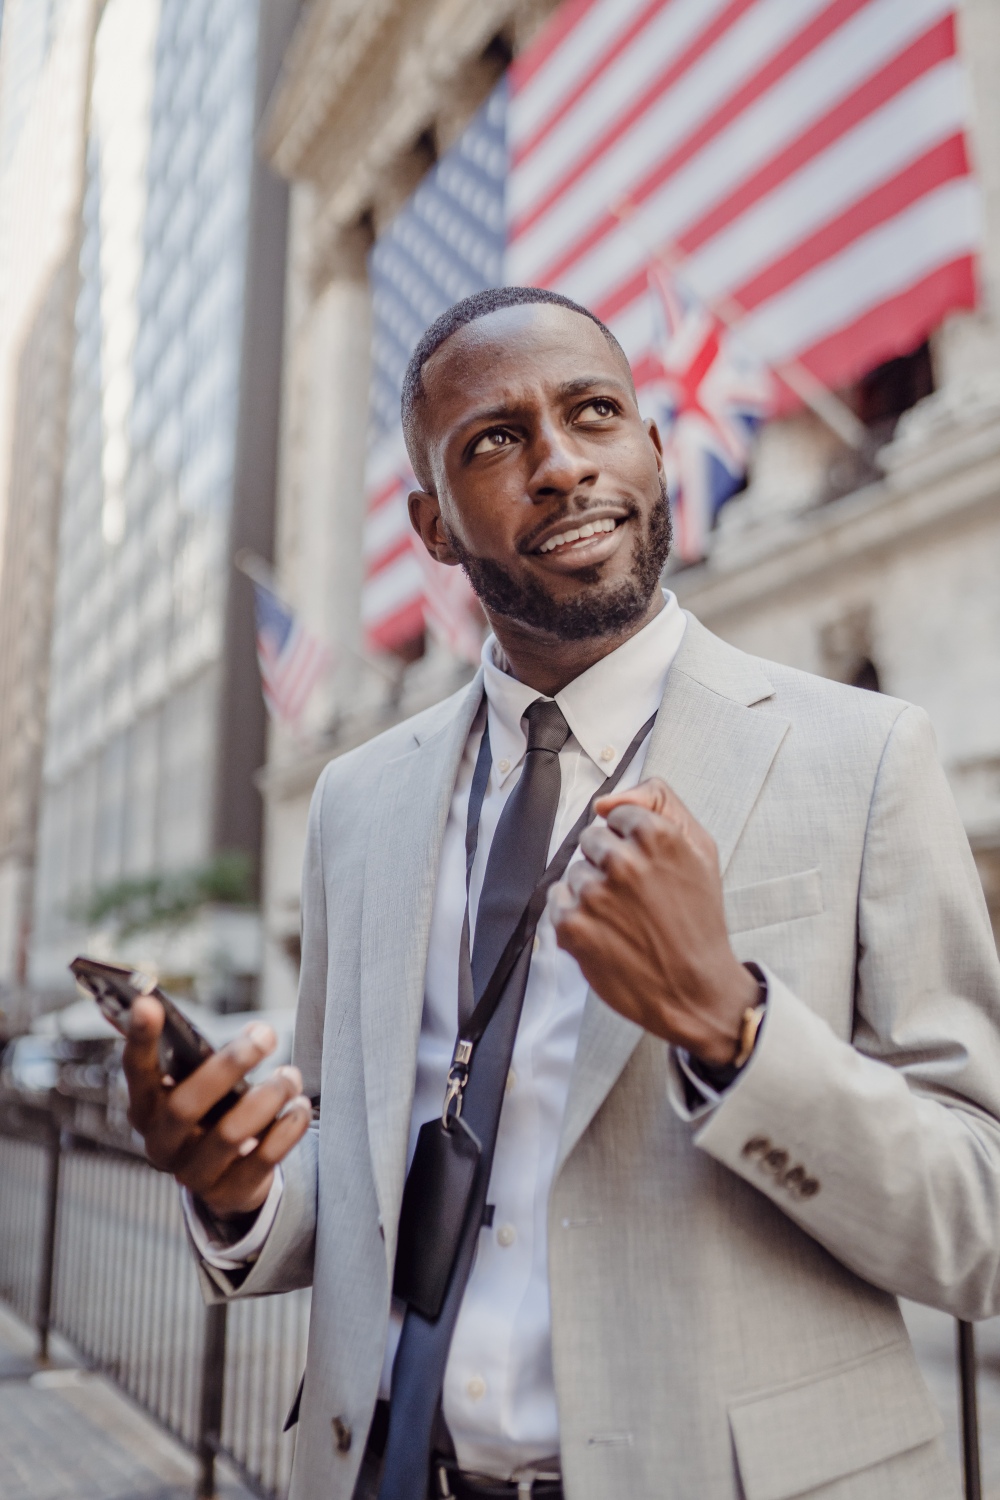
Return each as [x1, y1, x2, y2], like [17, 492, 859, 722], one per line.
[594, 775, 674, 820]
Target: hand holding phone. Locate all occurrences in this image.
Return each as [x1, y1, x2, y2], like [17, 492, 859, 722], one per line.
[71, 955, 312, 1221]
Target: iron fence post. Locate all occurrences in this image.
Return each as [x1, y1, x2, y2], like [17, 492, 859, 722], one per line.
[957, 1319, 981, 1500]
[197, 1301, 228, 1498]
[36, 1118, 62, 1363]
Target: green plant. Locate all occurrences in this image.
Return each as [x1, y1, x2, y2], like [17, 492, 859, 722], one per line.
[76, 851, 255, 939]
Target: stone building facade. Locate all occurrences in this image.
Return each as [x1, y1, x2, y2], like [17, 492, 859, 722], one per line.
[258, 0, 1000, 1008]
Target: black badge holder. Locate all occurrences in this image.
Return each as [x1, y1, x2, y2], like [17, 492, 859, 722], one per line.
[393, 706, 657, 1321]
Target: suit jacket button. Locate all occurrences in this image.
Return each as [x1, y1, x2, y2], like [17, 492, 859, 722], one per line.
[741, 1136, 769, 1159]
[764, 1148, 788, 1175]
[800, 1176, 820, 1198]
[783, 1165, 806, 1194]
[332, 1416, 352, 1453]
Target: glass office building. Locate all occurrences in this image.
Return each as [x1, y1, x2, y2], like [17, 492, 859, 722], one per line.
[30, 0, 293, 1000]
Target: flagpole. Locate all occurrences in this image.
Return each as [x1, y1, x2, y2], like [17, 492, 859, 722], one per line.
[612, 201, 872, 454]
[234, 548, 279, 593]
[234, 550, 400, 687]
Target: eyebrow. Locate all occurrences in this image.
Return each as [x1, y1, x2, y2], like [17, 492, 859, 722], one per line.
[555, 374, 628, 398]
[457, 374, 630, 432]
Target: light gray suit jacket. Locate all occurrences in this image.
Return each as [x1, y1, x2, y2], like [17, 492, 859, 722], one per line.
[201, 615, 1000, 1500]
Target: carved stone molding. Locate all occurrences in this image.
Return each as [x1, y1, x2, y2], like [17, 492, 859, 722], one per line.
[262, 0, 559, 287]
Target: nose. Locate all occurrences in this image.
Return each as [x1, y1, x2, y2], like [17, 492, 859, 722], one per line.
[527, 418, 598, 502]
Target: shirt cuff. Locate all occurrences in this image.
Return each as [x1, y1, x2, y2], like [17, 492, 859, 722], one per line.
[182, 1166, 284, 1271]
[676, 1049, 724, 1119]
[674, 967, 770, 1118]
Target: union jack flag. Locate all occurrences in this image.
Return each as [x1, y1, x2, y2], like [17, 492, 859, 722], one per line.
[647, 260, 774, 560]
[251, 579, 332, 727]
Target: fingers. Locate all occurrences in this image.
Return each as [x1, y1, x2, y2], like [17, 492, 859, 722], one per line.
[177, 1065, 304, 1199]
[198, 1093, 313, 1217]
[578, 823, 621, 868]
[596, 779, 717, 864]
[546, 877, 577, 928]
[566, 858, 606, 900]
[547, 877, 606, 969]
[167, 1022, 277, 1128]
[251, 1093, 312, 1166]
[122, 997, 166, 1129]
[595, 776, 677, 819]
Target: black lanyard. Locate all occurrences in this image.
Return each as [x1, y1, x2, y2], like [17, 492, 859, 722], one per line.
[443, 700, 658, 1126]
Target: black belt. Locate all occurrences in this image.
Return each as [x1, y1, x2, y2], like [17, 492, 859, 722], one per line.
[431, 1455, 563, 1499]
[361, 1400, 563, 1500]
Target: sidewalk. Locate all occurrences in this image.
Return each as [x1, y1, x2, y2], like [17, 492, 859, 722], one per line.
[0, 1304, 253, 1500]
[1, 1296, 998, 1498]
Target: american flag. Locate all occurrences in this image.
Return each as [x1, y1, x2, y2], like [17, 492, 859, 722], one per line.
[362, 86, 506, 659]
[362, 0, 980, 649]
[647, 260, 774, 561]
[508, 0, 978, 414]
[250, 578, 332, 727]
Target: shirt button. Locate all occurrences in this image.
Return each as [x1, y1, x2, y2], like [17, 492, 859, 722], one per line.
[497, 758, 510, 773]
[599, 745, 615, 763]
[467, 1375, 486, 1400]
[505, 1068, 516, 1095]
[532, 933, 540, 954]
[497, 1223, 516, 1248]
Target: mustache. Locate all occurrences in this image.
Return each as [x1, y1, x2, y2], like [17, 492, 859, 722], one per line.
[516, 497, 640, 556]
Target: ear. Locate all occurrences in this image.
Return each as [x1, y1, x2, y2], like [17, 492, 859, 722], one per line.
[645, 415, 665, 463]
[645, 416, 668, 488]
[408, 489, 461, 566]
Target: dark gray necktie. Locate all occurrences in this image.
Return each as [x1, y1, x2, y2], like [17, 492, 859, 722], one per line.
[377, 699, 571, 1499]
[471, 700, 572, 995]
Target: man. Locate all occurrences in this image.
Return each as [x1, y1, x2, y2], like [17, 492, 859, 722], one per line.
[124, 287, 1000, 1500]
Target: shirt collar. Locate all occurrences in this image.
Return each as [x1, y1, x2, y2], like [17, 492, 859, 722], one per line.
[481, 591, 686, 785]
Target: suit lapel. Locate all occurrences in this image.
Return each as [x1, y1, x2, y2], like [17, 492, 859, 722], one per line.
[360, 674, 484, 1259]
[557, 617, 790, 1175]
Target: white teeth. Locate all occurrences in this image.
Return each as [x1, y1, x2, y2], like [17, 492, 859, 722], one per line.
[539, 517, 617, 553]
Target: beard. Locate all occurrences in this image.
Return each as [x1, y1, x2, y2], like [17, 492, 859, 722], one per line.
[444, 480, 672, 642]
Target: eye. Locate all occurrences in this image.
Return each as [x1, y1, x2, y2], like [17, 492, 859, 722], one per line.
[471, 428, 515, 456]
[576, 398, 617, 422]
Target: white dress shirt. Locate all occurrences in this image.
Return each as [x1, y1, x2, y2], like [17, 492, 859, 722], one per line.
[188, 590, 690, 1477]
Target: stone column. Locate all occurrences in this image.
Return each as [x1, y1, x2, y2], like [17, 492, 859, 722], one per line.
[259, 200, 373, 1009]
[297, 259, 372, 731]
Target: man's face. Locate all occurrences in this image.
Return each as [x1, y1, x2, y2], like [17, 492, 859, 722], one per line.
[410, 304, 670, 641]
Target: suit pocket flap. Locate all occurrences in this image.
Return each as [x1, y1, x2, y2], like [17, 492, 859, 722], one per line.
[729, 1342, 942, 1500]
[724, 868, 822, 935]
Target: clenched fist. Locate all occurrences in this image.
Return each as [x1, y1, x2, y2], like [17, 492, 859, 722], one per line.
[547, 777, 758, 1066]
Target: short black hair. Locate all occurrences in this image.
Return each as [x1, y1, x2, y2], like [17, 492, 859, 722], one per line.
[400, 285, 632, 487]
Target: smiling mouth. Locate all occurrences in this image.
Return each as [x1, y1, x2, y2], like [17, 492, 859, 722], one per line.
[534, 517, 623, 555]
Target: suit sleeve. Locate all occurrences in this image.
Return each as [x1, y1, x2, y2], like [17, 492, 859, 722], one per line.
[191, 764, 331, 1304]
[688, 704, 1000, 1321]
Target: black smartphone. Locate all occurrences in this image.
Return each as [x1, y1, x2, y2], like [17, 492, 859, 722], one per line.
[69, 955, 248, 1126]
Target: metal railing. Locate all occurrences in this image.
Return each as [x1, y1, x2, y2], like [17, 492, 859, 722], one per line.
[0, 1108, 987, 1500]
[0, 1110, 309, 1499]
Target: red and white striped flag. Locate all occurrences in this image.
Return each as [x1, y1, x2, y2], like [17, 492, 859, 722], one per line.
[362, 452, 487, 664]
[361, 90, 506, 659]
[508, 0, 979, 417]
[361, 455, 427, 656]
[251, 578, 332, 727]
[363, 0, 981, 645]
